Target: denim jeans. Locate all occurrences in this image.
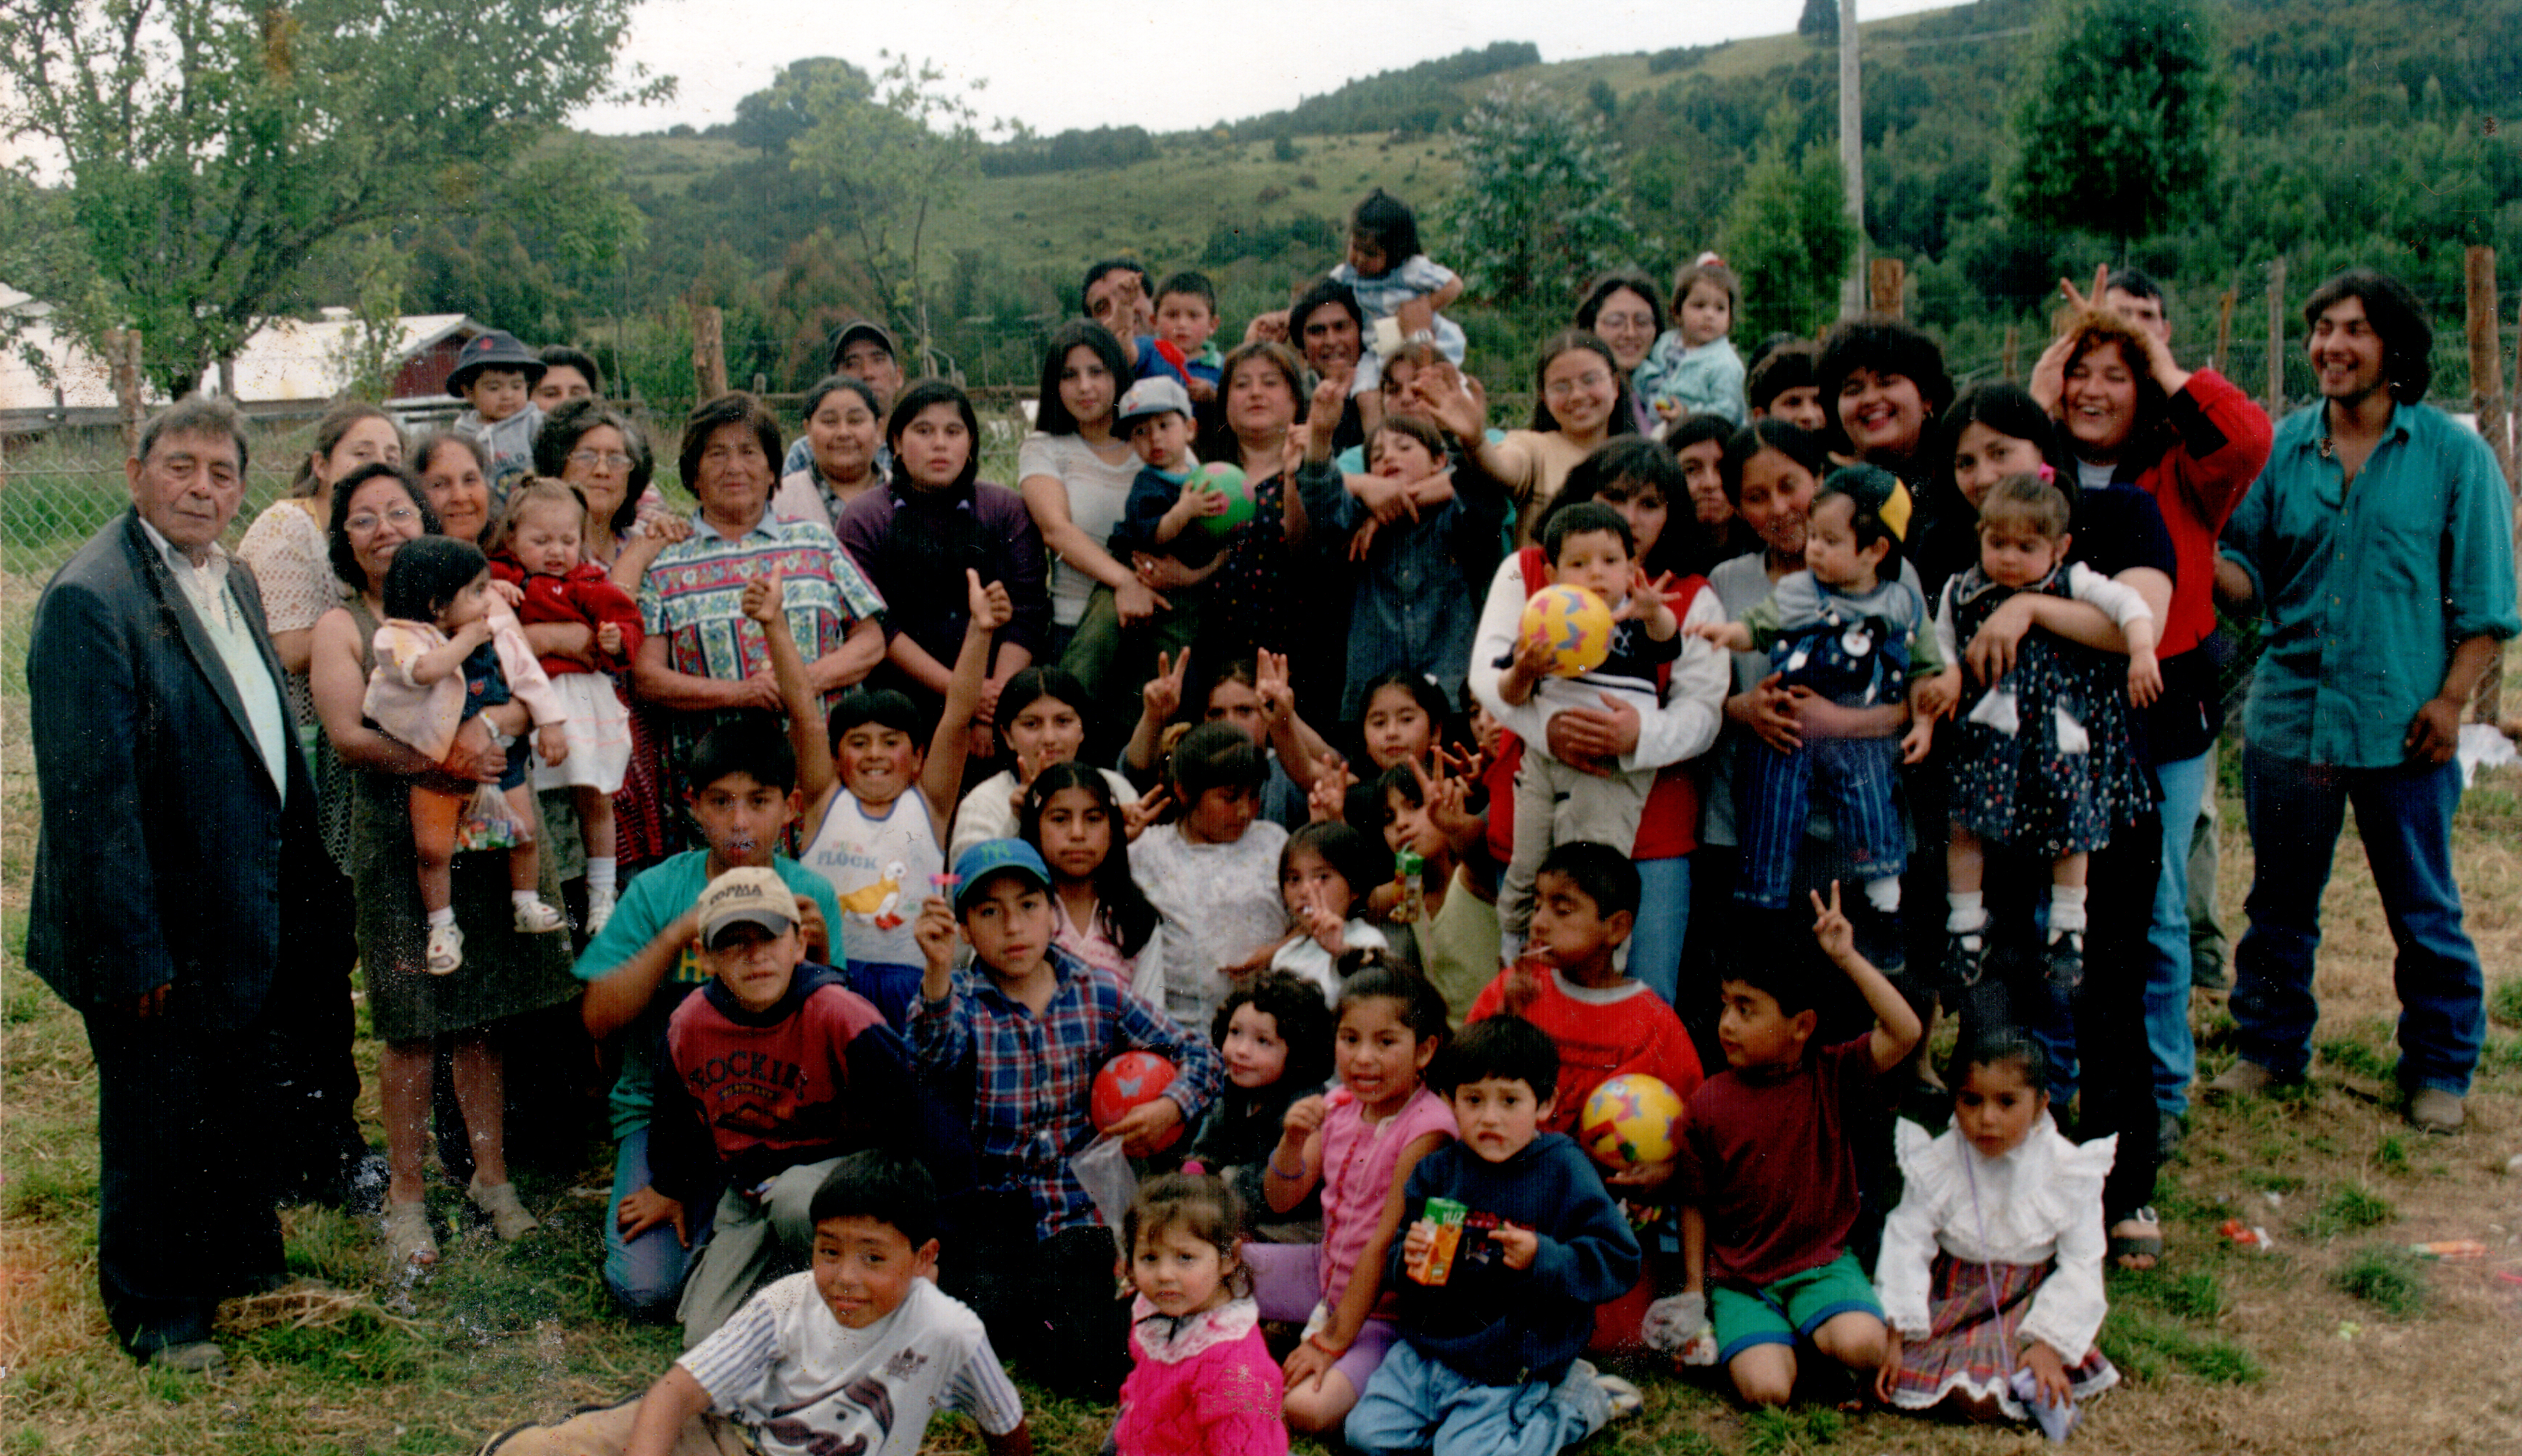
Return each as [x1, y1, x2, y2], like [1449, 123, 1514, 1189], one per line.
[603, 1126, 720, 1319]
[2232, 746, 2486, 1095]
[1625, 855, 1691, 1008]
[2142, 749, 2213, 1115]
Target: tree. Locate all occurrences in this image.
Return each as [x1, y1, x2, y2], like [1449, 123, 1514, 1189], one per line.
[1799, 0, 1839, 43]
[0, 0, 665, 397]
[1719, 126, 1858, 340]
[789, 54, 1008, 377]
[731, 57, 869, 158]
[1437, 83, 1637, 322]
[2005, 0, 2230, 255]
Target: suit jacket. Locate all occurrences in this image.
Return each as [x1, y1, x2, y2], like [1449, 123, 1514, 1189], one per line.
[26, 509, 319, 1029]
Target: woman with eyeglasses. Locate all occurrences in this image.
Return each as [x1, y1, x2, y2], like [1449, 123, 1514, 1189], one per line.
[305, 461, 578, 1267]
[1418, 329, 1640, 546]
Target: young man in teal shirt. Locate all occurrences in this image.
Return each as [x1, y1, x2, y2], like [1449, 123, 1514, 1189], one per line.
[2214, 268, 2520, 1134]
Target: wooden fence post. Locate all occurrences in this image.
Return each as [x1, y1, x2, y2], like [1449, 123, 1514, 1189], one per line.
[690, 303, 727, 400]
[2264, 258, 2286, 416]
[110, 329, 146, 455]
[1868, 258, 1905, 318]
[2469, 246, 2513, 723]
[2002, 322, 2020, 382]
[2214, 288, 2235, 377]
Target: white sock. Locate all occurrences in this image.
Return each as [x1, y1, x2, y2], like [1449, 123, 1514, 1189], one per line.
[1864, 875, 1901, 913]
[426, 906, 456, 931]
[512, 889, 543, 913]
[1945, 892, 1987, 934]
[2050, 884, 2088, 937]
[587, 857, 617, 897]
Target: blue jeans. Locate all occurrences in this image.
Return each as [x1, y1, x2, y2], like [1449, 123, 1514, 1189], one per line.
[2233, 746, 2486, 1095]
[2143, 749, 2213, 1116]
[1736, 735, 1905, 910]
[1624, 855, 1691, 1007]
[1346, 1339, 1609, 1456]
[604, 1126, 720, 1319]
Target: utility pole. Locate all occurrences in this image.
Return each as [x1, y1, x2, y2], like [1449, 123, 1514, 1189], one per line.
[1838, 0, 1867, 317]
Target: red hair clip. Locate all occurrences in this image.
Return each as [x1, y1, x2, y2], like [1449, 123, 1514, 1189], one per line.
[2036, 462, 2056, 485]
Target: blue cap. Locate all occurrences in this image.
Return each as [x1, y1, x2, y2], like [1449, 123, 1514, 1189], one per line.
[948, 838, 1052, 911]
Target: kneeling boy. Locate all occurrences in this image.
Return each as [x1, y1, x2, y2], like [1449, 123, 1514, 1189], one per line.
[654, 868, 932, 1346]
[480, 1151, 1028, 1456]
[1346, 1015, 1642, 1456]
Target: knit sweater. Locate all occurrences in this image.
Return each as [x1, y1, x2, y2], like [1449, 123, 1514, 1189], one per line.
[1112, 1296, 1288, 1456]
[1384, 1133, 1640, 1387]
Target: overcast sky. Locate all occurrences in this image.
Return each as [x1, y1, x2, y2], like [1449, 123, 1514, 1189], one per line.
[572, 0, 1961, 137]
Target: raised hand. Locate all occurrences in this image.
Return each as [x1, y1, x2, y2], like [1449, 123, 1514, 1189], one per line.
[1120, 786, 1167, 840]
[1141, 648, 1189, 723]
[966, 568, 1014, 631]
[740, 573, 785, 625]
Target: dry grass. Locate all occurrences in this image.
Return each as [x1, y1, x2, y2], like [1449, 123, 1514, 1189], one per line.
[7, 630, 2522, 1450]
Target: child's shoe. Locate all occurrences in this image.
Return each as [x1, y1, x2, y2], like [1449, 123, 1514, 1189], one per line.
[2043, 930, 2085, 991]
[512, 899, 567, 934]
[584, 887, 616, 936]
[425, 923, 464, 976]
[1942, 929, 1987, 987]
[1596, 1370, 1646, 1420]
[385, 1199, 439, 1267]
[468, 1178, 540, 1241]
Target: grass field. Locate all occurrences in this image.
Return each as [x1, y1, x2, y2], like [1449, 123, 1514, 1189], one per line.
[6, 432, 2522, 1450]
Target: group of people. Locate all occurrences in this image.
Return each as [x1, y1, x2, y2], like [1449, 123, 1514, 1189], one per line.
[28, 183, 2515, 1456]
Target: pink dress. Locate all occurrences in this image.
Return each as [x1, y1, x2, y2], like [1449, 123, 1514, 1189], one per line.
[1112, 1296, 1287, 1456]
[1315, 1085, 1457, 1317]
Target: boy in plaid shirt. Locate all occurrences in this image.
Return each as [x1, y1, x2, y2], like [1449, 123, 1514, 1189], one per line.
[910, 838, 1223, 1402]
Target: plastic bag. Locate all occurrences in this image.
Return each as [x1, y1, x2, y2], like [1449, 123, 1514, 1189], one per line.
[1069, 1135, 1140, 1257]
[454, 783, 530, 853]
[1640, 1291, 1717, 1366]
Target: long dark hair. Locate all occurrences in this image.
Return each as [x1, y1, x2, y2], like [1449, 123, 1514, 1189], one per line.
[1540, 436, 1689, 578]
[1035, 322, 1133, 437]
[1917, 383, 2075, 596]
[1019, 761, 1159, 958]
[2303, 268, 2433, 403]
[326, 462, 441, 588]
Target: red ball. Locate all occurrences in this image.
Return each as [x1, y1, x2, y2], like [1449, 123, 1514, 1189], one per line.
[1090, 1051, 1183, 1151]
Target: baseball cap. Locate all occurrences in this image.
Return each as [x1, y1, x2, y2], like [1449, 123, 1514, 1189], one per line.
[826, 318, 898, 371]
[948, 839, 1052, 913]
[1115, 375, 1192, 430]
[695, 866, 801, 949]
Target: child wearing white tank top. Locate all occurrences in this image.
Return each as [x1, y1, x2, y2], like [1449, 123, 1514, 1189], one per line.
[749, 567, 1011, 1024]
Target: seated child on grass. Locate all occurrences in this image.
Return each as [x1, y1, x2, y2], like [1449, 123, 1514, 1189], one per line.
[649, 867, 932, 1347]
[1188, 970, 1336, 1242]
[1112, 1172, 1289, 1456]
[908, 838, 1225, 1403]
[1675, 882, 1923, 1408]
[1873, 1031, 2117, 1431]
[1345, 1014, 1643, 1456]
[477, 1151, 1028, 1456]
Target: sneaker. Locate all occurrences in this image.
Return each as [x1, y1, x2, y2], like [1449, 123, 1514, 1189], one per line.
[1943, 929, 1988, 987]
[424, 922, 463, 976]
[469, 1178, 540, 1241]
[512, 899, 567, 934]
[2042, 930, 2085, 991]
[1596, 1370, 1646, 1420]
[2406, 1087, 2465, 1135]
[584, 888, 617, 936]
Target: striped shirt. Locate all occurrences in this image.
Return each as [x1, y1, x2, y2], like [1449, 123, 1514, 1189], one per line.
[909, 944, 1223, 1238]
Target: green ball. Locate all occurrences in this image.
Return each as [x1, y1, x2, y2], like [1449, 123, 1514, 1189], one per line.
[1186, 461, 1255, 538]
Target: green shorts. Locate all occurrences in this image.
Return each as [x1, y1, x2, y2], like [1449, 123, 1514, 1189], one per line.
[1709, 1250, 1883, 1364]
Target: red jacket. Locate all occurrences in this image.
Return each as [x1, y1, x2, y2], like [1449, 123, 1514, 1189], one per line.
[489, 558, 644, 678]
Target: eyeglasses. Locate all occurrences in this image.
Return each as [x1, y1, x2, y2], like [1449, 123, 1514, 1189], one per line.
[569, 448, 634, 470]
[1545, 370, 1611, 399]
[346, 506, 419, 532]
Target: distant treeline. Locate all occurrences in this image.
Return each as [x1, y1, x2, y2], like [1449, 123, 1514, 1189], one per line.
[979, 126, 1160, 177]
[1226, 41, 1541, 142]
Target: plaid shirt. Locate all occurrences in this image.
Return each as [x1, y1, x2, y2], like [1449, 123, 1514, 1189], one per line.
[910, 944, 1223, 1238]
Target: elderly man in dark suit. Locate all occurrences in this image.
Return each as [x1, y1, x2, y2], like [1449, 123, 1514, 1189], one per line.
[25, 396, 338, 1372]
